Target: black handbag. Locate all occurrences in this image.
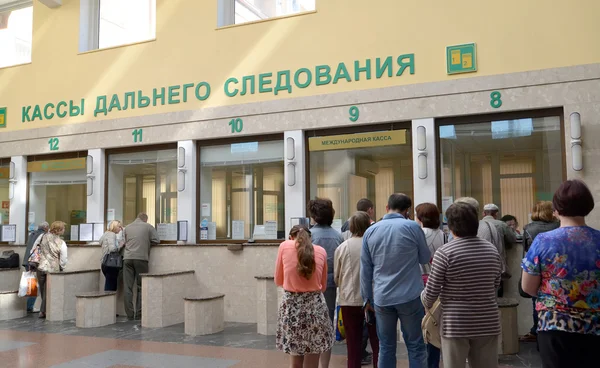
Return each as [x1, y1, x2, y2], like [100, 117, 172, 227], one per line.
[102, 252, 123, 269]
[518, 230, 533, 298]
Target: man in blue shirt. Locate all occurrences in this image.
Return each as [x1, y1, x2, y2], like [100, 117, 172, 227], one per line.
[361, 193, 430, 368]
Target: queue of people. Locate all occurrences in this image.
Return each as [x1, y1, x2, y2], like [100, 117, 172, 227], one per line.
[275, 179, 599, 368]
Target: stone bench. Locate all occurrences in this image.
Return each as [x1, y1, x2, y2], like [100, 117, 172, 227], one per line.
[46, 269, 101, 321]
[0, 291, 26, 320]
[0, 268, 22, 291]
[141, 270, 196, 328]
[255, 275, 278, 335]
[498, 298, 519, 355]
[184, 293, 225, 336]
[76, 291, 116, 328]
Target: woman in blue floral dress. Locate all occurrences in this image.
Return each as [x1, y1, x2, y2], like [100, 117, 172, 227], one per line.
[521, 180, 600, 368]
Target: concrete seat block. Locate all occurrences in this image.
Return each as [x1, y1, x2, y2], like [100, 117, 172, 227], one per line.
[184, 294, 225, 336]
[75, 292, 116, 328]
[0, 291, 27, 320]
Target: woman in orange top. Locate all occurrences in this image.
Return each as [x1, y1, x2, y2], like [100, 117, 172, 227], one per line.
[275, 225, 334, 368]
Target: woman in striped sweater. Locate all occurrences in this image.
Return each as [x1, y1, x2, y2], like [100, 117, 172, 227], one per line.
[422, 202, 503, 368]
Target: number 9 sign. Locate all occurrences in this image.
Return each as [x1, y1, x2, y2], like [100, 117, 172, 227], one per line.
[349, 106, 359, 122]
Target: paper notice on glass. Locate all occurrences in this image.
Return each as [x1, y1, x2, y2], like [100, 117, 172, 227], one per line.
[201, 203, 211, 217]
[332, 219, 343, 233]
[28, 212, 35, 224]
[232, 220, 245, 240]
[208, 222, 217, 240]
[71, 225, 79, 241]
[157, 223, 178, 241]
[1, 224, 16, 242]
[107, 209, 115, 222]
[93, 223, 104, 241]
[253, 225, 266, 240]
[265, 221, 278, 240]
[79, 224, 94, 242]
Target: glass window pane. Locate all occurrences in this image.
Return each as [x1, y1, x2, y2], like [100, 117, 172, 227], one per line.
[28, 168, 87, 242]
[0, 6, 33, 68]
[0, 163, 9, 225]
[107, 149, 177, 241]
[99, 0, 156, 49]
[200, 141, 285, 240]
[235, 0, 315, 24]
[309, 130, 413, 226]
[439, 115, 563, 231]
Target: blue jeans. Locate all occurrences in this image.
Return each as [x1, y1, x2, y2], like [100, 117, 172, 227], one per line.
[375, 297, 427, 368]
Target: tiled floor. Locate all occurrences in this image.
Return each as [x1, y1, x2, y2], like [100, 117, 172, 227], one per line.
[0, 315, 542, 367]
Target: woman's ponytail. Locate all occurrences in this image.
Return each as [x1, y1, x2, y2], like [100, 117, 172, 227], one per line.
[293, 227, 316, 280]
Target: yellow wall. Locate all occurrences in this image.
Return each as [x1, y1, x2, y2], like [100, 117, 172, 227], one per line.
[0, 0, 599, 132]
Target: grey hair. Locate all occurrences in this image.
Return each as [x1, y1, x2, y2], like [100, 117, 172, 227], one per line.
[454, 197, 480, 215]
[38, 221, 50, 230]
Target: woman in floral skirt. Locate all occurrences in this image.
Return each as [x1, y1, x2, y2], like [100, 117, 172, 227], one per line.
[275, 224, 334, 368]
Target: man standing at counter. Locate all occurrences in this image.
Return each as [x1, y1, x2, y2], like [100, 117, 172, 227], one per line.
[123, 213, 160, 321]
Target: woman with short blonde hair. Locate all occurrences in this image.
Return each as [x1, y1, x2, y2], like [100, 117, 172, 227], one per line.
[519, 201, 559, 343]
[100, 220, 124, 291]
[36, 220, 68, 319]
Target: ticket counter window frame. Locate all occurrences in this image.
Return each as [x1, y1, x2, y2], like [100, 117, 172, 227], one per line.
[25, 152, 89, 245]
[105, 144, 178, 244]
[305, 122, 413, 227]
[436, 108, 566, 231]
[197, 134, 285, 244]
[0, 158, 10, 243]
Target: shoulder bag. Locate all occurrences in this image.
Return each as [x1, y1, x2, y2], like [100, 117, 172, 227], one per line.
[28, 235, 44, 269]
[101, 235, 123, 269]
[421, 292, 442, 348]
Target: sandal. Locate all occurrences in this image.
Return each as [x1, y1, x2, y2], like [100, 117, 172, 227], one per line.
[519, 333, 537, 342]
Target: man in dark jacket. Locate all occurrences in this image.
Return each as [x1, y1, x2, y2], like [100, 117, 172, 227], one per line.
[23, 222, 49, 312]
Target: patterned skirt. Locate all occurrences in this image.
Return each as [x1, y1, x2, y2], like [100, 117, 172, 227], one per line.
[276, 290, 335, 356]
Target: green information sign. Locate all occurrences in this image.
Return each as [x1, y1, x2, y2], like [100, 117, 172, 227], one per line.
[0, 107, 6, 128]
[446, 43, 477, 75]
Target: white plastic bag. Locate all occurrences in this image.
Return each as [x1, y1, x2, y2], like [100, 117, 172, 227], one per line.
[18, 271, 36, 297]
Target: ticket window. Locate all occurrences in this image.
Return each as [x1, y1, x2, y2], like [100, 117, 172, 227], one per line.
[0, 162, 9, 225]
[200, 140, 285, 241]
[107, 149, 178, 232]
[439, 114, 564, 230]
[308, 128, 413, 227]
[27, 158, 87, 241]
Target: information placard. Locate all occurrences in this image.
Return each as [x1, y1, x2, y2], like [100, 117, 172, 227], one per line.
[79, 224, 94, 242]
[157, 223, 177, 241]
[177, 221, 188, 242]
[1, 224, 16, 242]
[232, 220, 245, 240]
[93, 223, 104, 241]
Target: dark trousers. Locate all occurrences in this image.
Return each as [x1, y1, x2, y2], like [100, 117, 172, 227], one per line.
[538, 330, 600, 368]
[36, 270, 47, 314]
[341, 306, 379, 368]
[530, 297, 539, 335]
[427, 343, 441, 368]
[101, 265, 120, 292]
[123, 259, 148, 319]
